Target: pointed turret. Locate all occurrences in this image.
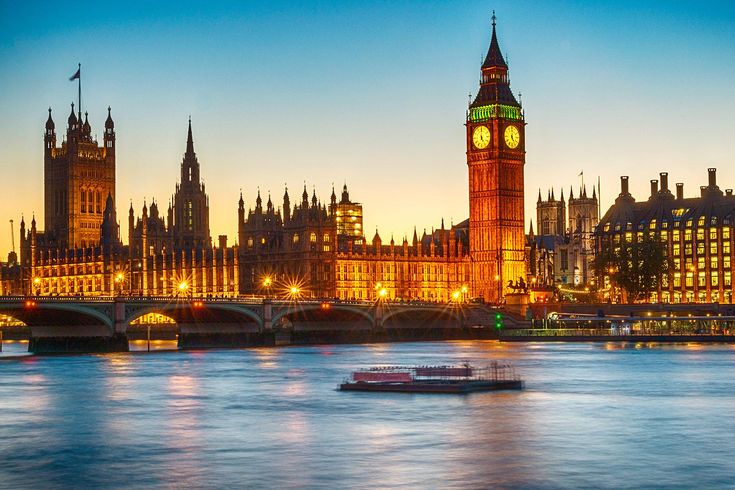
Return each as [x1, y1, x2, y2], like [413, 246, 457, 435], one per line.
[560, 188, 565, 202]
[528, 219, 535, 238]
[67, 103, 78, 128]
[470, 12, 519, 108]
[302, 184, 309, 207]
[83, 111, 91, 133]
[283, 186, 291, 223]
[569, 186, 574, 200]
[311, 188, 318, 208]
[105, 106, 114, 129]
[482, 12, 508, 70]
[46, 108, 55, 130]
[341, 183, 350, 204]
[537, 189, 542, 203]
[256, 189, 262, 210]
[186, 116, 195, 157]
[550, 188, 555, 201]
[267, 192, 273, 212]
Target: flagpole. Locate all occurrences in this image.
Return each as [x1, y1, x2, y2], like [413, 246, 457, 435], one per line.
[77, 63, 81, 118]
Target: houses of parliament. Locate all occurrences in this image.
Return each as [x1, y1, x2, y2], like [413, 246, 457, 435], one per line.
[0, 17, 527, 303]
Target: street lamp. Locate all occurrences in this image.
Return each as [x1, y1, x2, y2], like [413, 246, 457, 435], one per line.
[114, 272, 125, 297]
[262, 276, 273, 299]
[178, 281, 189, 298]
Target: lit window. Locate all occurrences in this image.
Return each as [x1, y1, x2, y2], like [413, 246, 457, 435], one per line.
[293, 234, 299, 243]
[310, 233, 317, 243]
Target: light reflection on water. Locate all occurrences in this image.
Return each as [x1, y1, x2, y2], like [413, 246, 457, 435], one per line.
[0, 341, 734, 488]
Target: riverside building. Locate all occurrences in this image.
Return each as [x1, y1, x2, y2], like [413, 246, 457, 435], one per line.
[595, 169, 735, 303]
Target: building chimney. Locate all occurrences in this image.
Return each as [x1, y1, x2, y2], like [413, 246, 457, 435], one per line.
[676, 183, 684, 200]
[650, 179, 658, 199]
[701, 186, 707, 197]
[708, 168, 717, 187]
[659, 172, 669, 193]
[727, 189, 733, 197]
[620, 176, 629, 195]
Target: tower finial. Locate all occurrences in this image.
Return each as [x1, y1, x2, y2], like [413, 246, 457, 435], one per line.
[492, 10, 496, 27]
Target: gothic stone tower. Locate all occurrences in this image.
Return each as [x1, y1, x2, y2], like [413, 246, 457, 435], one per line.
[467, 15, 526, 302]
[44, 105, 116, 248]
[172, 118, 211, 249]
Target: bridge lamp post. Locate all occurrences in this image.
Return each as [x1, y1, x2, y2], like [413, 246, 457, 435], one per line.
[178, 281, 190, 299]
[115, 272, 125, 297]
[262, 276, 273, 300]
[494, 275, 501, 306]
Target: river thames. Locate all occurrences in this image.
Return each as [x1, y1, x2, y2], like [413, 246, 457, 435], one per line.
[1, 340, 734, 489]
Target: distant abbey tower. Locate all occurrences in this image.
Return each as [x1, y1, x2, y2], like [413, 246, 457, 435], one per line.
[44, 104, 116, 248]
[466, 14, 526, 302]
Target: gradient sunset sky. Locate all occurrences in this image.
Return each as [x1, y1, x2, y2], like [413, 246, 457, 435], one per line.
[1, 0, 733, 255]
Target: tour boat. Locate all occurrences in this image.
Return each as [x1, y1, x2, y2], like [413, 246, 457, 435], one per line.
[339, 362, 524, 393]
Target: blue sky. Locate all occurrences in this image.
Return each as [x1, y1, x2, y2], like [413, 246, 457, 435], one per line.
[1, 0, 734, 254]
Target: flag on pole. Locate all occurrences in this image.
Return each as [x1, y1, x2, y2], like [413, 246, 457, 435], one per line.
[578, 171, 583, 177]
[69, 67, 80, 81]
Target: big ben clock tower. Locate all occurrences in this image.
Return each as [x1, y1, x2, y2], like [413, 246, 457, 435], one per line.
[467, 13, 526, 303]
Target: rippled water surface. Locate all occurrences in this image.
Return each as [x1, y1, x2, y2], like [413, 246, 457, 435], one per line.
[1, 341, 734, 489]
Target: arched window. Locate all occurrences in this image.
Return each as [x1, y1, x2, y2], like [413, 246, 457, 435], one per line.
[87, 190, 94, 215]
[310, 232, 317, 243]
[96, 190, 102, 213]
[80, 189, 86, 213]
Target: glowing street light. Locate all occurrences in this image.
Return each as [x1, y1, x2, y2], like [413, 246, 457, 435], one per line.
[452, 290, 461, 301]
[178, 281, 189, 297]
[114, 271, 126, 296]
[379, 288, 387, 298]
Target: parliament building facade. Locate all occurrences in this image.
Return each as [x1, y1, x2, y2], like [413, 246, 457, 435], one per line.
[11, 17, 526, 303]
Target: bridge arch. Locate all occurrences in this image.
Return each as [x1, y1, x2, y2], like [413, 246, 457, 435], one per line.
[272, 303, 375, 326]
[0, 312, 27, 327]
[125, 303, 263, 329]
[381, 306, 463, 326]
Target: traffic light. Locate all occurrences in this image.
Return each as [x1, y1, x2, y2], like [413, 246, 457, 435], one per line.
[495, 312, 503, 330]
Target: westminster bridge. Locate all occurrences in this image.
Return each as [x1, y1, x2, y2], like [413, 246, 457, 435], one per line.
[0, 296, 510, 353]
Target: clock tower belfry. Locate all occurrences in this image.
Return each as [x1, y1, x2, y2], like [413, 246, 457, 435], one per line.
[467, 13, 526, 303]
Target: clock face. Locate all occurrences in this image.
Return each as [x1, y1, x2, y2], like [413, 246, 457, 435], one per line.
[472, 126, 491, 149]
[504, 125, 520, 149]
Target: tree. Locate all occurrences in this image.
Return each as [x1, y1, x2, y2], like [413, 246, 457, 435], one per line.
[594, 233, 669, 302]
